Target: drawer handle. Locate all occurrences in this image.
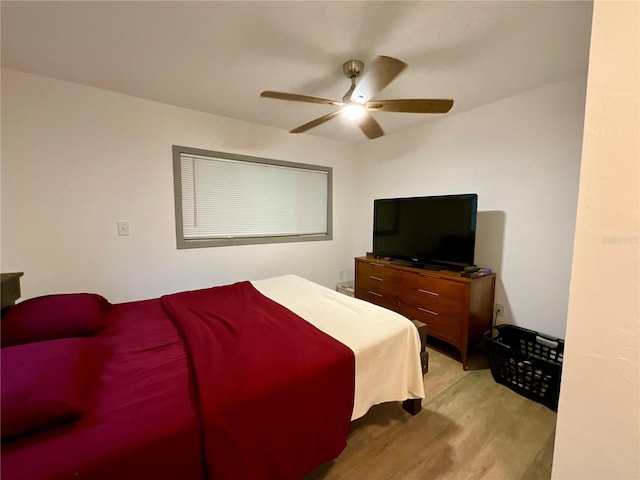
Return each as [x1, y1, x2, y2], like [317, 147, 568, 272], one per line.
[370, 262, 385, 267]
[368, 291, 383, 298]
[418, 289, 439, 297]
[369, 276, 384, 282]
[418, 307, 438, 316]
[420, 273, 440, 279]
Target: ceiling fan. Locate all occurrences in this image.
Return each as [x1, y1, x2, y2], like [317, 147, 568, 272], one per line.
[260, 56, 454, 140]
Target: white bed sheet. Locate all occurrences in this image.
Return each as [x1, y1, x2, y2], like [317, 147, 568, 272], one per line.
[252, 274, 425, 420]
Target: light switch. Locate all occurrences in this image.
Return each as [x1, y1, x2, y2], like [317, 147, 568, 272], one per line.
[117, 221, 130, 236]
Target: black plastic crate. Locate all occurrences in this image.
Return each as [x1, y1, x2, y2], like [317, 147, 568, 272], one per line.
[484, 325, 564, 411]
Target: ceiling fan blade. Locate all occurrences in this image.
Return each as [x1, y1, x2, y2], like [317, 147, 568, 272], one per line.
[367, 99, 454, 114]
[261, 91, 343, 107]
[290, 110, 341, 134]
[358, 112, 384, 139]
[350, 56, 407, 103]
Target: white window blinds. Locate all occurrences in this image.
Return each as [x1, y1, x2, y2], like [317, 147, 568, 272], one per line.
[176, 150, 331, 246]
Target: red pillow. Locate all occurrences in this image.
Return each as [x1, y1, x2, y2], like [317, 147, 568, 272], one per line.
[1, 293, 109, 347]
[1, 337, 104, 440]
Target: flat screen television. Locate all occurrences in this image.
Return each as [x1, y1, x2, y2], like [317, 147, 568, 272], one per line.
[373, 193, 478, 270]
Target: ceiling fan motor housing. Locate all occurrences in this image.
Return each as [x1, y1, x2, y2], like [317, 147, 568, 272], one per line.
[342, 60, 364, 79]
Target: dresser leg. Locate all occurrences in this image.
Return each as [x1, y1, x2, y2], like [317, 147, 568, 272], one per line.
[461, 348, 469, 371]
[402, 398, 422, 415]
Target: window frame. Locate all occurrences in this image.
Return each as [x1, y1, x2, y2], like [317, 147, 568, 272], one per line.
[172, 145, 333, 249]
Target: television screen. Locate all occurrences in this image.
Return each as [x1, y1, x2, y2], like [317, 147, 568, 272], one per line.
[373, 194, 478, 269]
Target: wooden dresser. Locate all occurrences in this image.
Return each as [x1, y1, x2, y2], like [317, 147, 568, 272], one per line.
[355, 257, 495, 370]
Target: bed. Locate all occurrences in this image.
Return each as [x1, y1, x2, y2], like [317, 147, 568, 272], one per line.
[1, 274, 425, 480]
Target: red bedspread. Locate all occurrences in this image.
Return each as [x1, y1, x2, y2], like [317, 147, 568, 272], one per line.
[161, 281, 355, 480]
[1, 299, 203, 480]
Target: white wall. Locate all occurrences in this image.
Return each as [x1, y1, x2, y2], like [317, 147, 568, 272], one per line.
[353, 75, 587, 338]
[552, 1, 640, 478]
[1, 68, 587, 339]
[0, 69, 359, 302]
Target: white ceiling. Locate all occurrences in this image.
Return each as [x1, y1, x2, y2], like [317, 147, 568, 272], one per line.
[1, 1, 593, 143]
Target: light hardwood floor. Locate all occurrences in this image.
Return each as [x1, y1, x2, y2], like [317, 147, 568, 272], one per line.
[307, 346, 557, 480]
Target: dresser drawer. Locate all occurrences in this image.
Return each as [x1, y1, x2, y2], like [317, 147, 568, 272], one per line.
[401, 272, 466, 302]
[402, 288, 465, 318]
[356, 261, 401, 296]
[357, 275, 399, 297]
[358, 261, 401, 282]
[399, 302, 462, 347]
[356, 287, 398, 311]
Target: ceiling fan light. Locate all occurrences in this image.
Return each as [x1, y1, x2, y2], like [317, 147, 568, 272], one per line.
[341, 104, 366, 120]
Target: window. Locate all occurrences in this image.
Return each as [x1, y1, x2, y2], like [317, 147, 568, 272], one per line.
[173, 146, 332, 249]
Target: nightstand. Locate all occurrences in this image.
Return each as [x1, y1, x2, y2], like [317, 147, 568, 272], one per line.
[1, 272, 24, 315]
